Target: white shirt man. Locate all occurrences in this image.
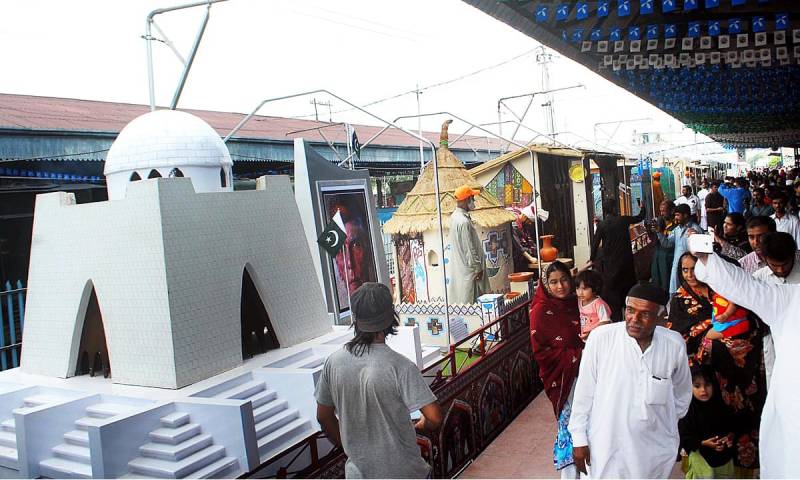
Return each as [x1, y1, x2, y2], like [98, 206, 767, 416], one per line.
[694, 253, 800, 478]
[568, 284, 692, 478]
[751, 232, 800, 389]
[675, 187, 701, 219]
[697, 184, 710, 229]
[772, 212, 800, 246]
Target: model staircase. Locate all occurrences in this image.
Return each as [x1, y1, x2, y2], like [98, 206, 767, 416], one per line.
[0, 394, 68, 471]
[0, 417, 17, 470]
[39, 403, 140, 479]
[124, 411, 239, 478]
[210, 379, 315, 461]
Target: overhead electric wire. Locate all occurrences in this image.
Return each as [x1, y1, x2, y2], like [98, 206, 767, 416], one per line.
[291, 48, 538, 120]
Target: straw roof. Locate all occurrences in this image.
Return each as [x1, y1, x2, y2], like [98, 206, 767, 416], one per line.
[383, 120, 516, 235]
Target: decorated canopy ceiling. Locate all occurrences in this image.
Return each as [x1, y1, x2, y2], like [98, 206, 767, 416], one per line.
[463, 0, 800, 148]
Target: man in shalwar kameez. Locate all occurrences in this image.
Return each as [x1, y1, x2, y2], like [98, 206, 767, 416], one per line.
[692, 250, 800, 479]
[568, 283, 692, 478]
[447, 185, 488, 304]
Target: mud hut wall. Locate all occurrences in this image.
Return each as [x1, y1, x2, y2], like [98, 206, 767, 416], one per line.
[473, 152, 593, 266]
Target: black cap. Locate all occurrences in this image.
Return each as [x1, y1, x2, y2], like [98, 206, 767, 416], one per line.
[627, 282, 669, 307]
[350, 282, 396, 332]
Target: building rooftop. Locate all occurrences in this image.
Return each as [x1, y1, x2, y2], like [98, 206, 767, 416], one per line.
[0, 93, 507, 152]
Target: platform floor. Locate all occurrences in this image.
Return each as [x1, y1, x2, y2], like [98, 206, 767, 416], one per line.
[461, 393, 684, 479]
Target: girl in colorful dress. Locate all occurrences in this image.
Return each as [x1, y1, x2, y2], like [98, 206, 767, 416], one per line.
[575, 269, 612, 341]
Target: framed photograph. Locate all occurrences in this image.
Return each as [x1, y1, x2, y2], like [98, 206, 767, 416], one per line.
[319, 184, 380, 315]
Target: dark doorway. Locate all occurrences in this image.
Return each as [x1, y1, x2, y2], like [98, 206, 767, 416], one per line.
[537, 153, 576, 259]
[74, 286, 110, 378]
[241, 269, 280, 360]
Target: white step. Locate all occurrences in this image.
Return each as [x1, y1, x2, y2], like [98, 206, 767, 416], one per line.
[0, 419, 14, 433]
[285, 355, 324, 369]
[23, 394, 62, 408]
[0, 445, 18, 470]
[253, 399, 287, 424]
[86, 402, 136, 419]
[258, 422, 316, 463]
[0, 431, 16, 448]
[247, 388, 277, 409]
[257, 418, 313, 456]
[254, 409, 299, 438]
[160, 412, 190, 428]
[128, 444, 225, 478]
[39, 457, 91, 479]
[53, 443, 91, 463]
[187, 456, 239, 479]
[214, 380, 265, 400]
[75, 416, 106, 431]
[64, 430, 90, 447]
[139, 434, 213, 461]
[149, 423, 201, 445]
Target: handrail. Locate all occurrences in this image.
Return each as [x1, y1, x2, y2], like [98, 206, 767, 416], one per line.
[421, 298, 530, 378]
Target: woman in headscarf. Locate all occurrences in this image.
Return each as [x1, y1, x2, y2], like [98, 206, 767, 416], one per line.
[667, 253, 766, 476]
[666, 252, 714, 366]
[713, 212, 752, 261]
[530, 261, 583, 479]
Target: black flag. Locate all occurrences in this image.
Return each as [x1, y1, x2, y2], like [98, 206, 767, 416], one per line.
[350, 128, 361, 159]
[317, 217, 346, 256]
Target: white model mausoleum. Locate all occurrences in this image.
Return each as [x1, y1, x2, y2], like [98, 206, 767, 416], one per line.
[22, 110, 331, 389]
[0, 110, 433, 479]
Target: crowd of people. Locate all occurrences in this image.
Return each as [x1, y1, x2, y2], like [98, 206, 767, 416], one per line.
[311, 171, 800, 479]
[531, 167, 800, 479]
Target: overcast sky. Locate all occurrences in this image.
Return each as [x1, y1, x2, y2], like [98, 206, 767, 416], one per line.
[0, 0, 731, 159]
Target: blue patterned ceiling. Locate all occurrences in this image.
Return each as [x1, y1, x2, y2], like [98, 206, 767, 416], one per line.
[463, 0, 800, 148]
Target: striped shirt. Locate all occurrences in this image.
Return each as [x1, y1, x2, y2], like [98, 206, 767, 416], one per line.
[739, 250, 800, 275]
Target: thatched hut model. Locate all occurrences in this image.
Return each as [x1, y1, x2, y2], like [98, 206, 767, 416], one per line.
[383, 120, 516, 307]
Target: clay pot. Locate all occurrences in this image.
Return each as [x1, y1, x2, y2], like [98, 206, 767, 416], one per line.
[540, 235, 558, 262]
[508, 272, 534, 283]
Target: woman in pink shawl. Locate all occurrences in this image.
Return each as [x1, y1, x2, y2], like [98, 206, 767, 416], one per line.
[530, 261, 583, 479]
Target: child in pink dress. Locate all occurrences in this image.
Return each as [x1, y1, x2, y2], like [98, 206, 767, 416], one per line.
[575, 270, 612, 341]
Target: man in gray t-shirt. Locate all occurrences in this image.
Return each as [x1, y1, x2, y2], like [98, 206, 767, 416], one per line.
[315, 283, 441, 478]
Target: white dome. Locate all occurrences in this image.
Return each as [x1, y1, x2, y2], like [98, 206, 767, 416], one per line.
[104, 109, 232, 176]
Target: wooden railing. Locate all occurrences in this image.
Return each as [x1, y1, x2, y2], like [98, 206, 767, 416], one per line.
[421, 295, 530, 390]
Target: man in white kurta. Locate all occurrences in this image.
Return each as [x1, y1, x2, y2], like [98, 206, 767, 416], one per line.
[568, 284, 692, 478]
[447, 185, 488, 305]
[694, 251, 800, 478]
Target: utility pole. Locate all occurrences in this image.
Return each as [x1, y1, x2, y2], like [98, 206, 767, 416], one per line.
[536, 46, 556, 144]
[310, 99, 333, 122]
[415, 83, 424, 173]
[310, 98, 319, 121]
